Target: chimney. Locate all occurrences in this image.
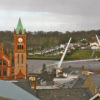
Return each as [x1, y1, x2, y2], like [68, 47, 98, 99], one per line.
[29, 76, 37, 90]
[82, 66, 87, 71]
[68, 65, 72, 69]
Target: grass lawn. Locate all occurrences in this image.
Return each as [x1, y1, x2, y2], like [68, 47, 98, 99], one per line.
[94, 51, 100, 57]
[68, 50, 92, 59]
[27, 50, 100, 60]
[27, 55, 61, 60]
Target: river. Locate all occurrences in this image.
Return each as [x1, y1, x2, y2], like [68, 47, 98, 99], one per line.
[27, 59, 100, 73]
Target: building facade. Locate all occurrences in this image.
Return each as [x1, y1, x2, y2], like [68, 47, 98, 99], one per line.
[0, 18, 27, 79]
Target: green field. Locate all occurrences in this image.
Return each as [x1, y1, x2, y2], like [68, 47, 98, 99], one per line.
[27, 55, 61, 60]
[68, 50, 92, 59]
[94, 51, 100, 57]
[27, 50, 100, 60]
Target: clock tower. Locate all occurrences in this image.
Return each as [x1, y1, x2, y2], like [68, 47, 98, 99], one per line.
[14, 18, 27, 79]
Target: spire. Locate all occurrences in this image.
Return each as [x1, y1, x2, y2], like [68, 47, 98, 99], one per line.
[16, 18, 24, 34]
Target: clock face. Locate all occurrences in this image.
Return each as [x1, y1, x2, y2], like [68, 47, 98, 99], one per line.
[18, 38, 23, 43]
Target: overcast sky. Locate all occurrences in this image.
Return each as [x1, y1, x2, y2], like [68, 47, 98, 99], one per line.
[0, 0, 100, 32]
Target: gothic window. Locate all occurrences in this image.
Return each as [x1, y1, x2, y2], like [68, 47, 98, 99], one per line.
[0, 70, 1, 76]
[22, 45, 24, 50]
[17, 45, 20, 49]
[20, 45, 21, 49]
[18, 54, 19, 64]
[19, 29, 22, 34]
[0, 60, 1, 65]
[3, 60, 6, 66]
[21, 54, 23, 64]
[3, 70, 7, 76]
[17, 45, 24, 50]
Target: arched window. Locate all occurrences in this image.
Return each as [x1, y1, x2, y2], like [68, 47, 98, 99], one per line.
[19, 45, 21, 49]
[19, 29, 22, 34]
[0, 70, 1, 76]
[17, 45, 20, 49]
[22, 45, 24, 50]
[18, 54, 19, 64]
[17, 45, 24, 50]
[3, 70, 6, 76]
[3, 60, 6, 66]
[0, 59, 1, 65]
[21, 54, 23, 64]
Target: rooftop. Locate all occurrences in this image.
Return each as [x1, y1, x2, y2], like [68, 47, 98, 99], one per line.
[36, 88, 92, 100]
[55, 75, 87, 88]
[0, 80, 39, 100]
[72, 75, 87, 88]
[91, 74, 100, 87]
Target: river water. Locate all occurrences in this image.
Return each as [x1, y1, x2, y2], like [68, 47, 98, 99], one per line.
[27, 59, 100, 73]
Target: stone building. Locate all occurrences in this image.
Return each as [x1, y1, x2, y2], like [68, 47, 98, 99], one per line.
[0, 18, 27, 79]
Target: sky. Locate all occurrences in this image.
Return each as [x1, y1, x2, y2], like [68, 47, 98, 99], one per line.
[0, 0, 100, 32]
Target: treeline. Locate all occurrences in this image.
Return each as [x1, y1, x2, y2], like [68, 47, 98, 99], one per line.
[27, 30, 100, 51]
[0, 30, 100, 52]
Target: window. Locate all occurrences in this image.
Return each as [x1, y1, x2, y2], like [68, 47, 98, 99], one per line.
[19, 45, 21, 49]
[3, 60, 6, 66]
[19, 30, 22, 34]
[3, 70, 6, 76]
[18, 54, 19, 64]
[17, 45, 24, 50]
[21, 54, 23, 64]
[17, 45, 20, 49]
[22, 45, 24, 49]
[0, 60, 1, 65]
[0, 70, 1, 76]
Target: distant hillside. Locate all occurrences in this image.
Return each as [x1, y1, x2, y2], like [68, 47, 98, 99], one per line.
[0, 30, 100, 53]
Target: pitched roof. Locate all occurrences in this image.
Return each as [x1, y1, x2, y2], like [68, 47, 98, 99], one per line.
[16, 18, 24, 34]
[62, 67, 82, 75]
[13, 79, 36, 95]
[91, 74, 100, 87]
[89, 92, 100, 100]
[0, 80, 39, 100]
[56, 75, 87, 88]
[37, 88, 92, 100]
[72, 75, 87, 88]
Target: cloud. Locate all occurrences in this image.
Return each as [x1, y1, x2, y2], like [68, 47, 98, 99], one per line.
[0, 0, 100, 16]
[0, 0, 100, 32]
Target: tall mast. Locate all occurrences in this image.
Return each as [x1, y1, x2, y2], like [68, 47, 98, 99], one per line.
[96, 35, 100, 46]
[58, 37, 72, 68]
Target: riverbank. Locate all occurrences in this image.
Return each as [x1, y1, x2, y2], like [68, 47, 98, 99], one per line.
[27, 50, 100, 60]
[27, 56, 93, 60]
